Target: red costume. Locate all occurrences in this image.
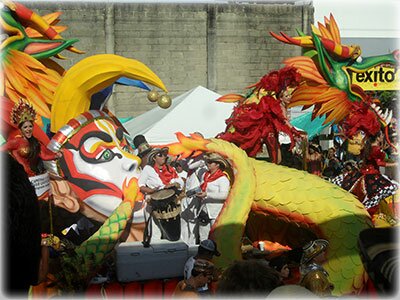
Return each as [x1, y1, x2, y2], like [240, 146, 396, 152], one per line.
[2, 135, 57, 177]
[332, 145, 398, 213]
[218, 67, 302, 162]
[1, 99, 57, 177]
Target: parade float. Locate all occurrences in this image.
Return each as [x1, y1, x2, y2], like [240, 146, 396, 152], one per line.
[1, 1, 398, 298]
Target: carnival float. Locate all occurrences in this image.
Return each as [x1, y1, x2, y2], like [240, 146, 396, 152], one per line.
[1, 1, 398, 298]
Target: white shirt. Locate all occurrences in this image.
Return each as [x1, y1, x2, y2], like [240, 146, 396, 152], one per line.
[177, 170, 188, 181]
[138, 165, 184, 190]
[200, 173, 230, 219]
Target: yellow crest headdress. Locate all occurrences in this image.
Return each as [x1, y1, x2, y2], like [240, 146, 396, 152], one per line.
[10, 99, 37, 126]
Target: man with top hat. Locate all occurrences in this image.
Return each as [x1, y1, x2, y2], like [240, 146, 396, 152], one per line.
[133, 134, 153, 168]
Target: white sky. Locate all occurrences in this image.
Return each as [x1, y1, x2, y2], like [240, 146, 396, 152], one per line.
[313, 0, 400, 38]
[9, 0, 400, 39]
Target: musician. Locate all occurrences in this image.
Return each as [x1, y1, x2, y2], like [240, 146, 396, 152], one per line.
[196, 153, 231, 241]
[138, 147, 184, 240]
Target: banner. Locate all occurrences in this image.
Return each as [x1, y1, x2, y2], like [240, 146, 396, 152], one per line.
[351, 66, 399, 91]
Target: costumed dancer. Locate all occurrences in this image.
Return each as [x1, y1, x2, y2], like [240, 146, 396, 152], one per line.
[218, 67, 303, 163]
[1, 99, 61, 179]
[138, 147, 184, 242]
[196, 153, 231, 242]
[332, 130, 398, 223]
[1, 99, 62, 260]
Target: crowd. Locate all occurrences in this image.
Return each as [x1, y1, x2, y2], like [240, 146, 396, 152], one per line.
[172, 237, 334, 297]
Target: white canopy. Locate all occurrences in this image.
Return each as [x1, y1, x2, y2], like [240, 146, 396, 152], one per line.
[124, 86, 235, 145]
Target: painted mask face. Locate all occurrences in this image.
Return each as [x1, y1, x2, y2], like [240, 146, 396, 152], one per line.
[56, 116, 140, 217]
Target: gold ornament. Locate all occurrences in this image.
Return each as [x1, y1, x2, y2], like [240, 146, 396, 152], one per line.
[147, 90, 160, 102]
[158, 94, 172, 109]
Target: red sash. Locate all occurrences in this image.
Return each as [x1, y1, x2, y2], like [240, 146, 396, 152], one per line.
[154, 165, 178, 185]
[200, 169, 225, 191]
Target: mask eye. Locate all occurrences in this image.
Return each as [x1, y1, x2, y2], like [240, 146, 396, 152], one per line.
[99, 149, 114, 162]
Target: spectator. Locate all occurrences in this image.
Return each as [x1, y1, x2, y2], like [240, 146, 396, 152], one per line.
[358, 227, 398, 295]
[322, 147, 341, 179]
[216, 259, 281, 296]
[184, 239, 221, 294]
[342, 160, 358, 174]
[305, 142, 323, 176]
[173, 259, 215, 298]
[4, 153, 49, 296]
[268, 255, 291, 284]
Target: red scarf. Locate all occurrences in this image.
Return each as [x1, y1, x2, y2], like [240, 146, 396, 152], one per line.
[200, 169, 226, 192]
[154, 164, 178, 185]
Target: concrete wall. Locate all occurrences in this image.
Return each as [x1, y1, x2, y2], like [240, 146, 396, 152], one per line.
[32, 1, 313, 118]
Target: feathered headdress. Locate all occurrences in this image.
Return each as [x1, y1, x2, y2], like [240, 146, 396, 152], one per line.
[249, 66, 302, 96]
[341, 102, 381, 138]
[10, 99, 37, 126]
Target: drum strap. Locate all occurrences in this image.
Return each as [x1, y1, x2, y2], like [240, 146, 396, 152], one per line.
[142, 207, 153, 248]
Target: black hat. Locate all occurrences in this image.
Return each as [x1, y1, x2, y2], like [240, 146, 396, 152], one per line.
[199, 239, 221, 256]
[133, 135, 152, 158]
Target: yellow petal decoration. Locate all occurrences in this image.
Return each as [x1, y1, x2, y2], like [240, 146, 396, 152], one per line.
[50, 54, 168, 133]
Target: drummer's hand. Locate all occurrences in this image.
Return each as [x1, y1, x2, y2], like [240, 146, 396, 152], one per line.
[165, 182, 180, 189]
[196, 191, 207, 198]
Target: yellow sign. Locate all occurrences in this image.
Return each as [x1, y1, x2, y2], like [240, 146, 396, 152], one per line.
[351, 66, 400, 91]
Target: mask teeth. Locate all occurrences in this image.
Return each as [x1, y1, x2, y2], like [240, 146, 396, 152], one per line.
[371, 103, 392, 126]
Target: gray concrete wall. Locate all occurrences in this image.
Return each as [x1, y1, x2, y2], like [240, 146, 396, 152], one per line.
[32, 1, 313, 118]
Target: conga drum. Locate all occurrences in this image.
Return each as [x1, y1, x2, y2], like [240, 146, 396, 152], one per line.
[150, 189, 181, 241]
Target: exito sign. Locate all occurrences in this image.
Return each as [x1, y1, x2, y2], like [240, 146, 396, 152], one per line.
[351, 66, 399, 91]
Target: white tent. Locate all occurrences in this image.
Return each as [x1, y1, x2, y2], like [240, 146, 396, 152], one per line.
[124, 86, 235, 145]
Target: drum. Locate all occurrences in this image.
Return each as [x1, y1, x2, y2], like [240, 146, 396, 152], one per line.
[150, 189, 181, 241]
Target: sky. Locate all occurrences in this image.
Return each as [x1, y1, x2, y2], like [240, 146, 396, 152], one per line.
[313, 0, 400, 38]
[313, 0, 400, 56]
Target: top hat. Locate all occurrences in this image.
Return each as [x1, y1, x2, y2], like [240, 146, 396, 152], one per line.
[133, 135, 152, 158]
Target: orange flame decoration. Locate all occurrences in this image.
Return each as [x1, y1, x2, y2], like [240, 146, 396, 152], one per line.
[122, 177, 143, 205]
[163, 132, 210, 158]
